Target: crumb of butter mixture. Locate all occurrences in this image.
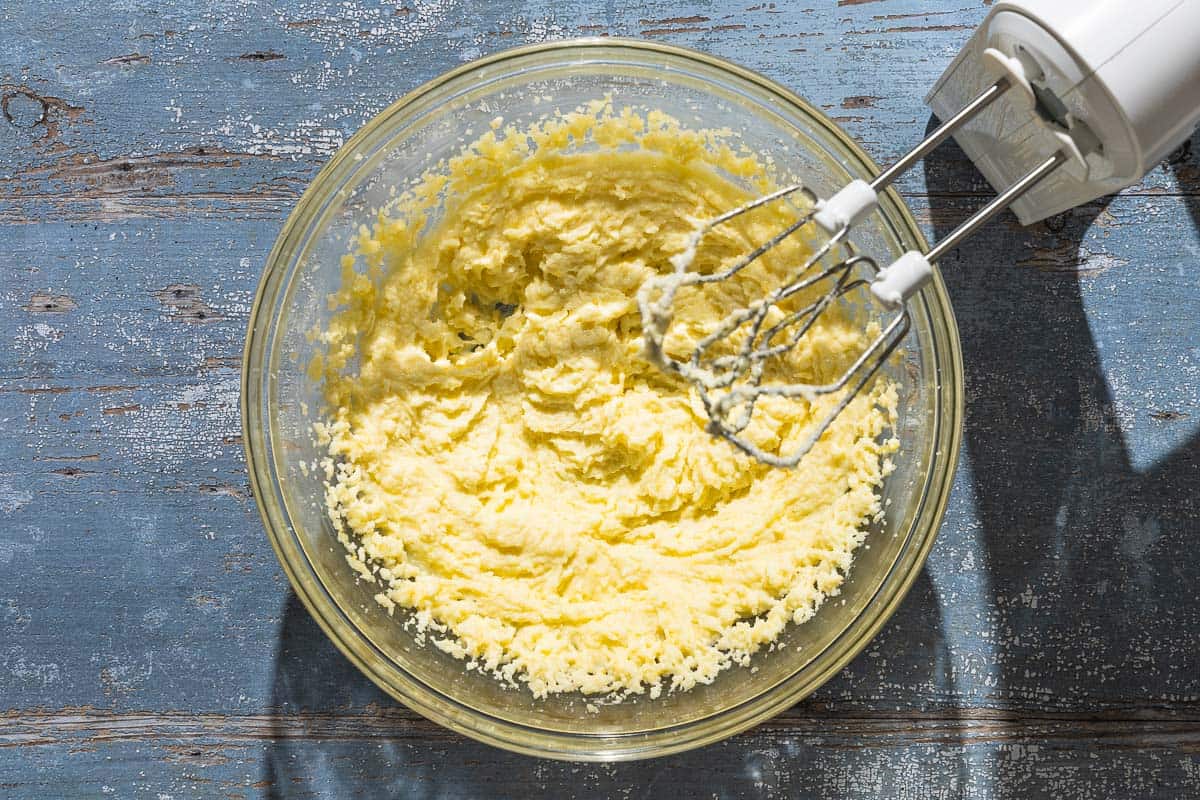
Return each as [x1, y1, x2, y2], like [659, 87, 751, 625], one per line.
[315, 101, 899, 699]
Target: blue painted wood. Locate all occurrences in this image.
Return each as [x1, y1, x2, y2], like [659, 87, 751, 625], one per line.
[1, 0, 1198, 797]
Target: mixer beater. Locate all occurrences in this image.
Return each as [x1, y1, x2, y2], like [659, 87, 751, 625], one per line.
[639, 0, 1200, 467]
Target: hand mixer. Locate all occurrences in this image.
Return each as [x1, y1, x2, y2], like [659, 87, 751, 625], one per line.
[638, 0, 1200, 467]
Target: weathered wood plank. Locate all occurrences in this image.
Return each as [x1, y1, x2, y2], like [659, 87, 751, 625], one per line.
[2, 1, 1194, 225]
[2, 710, 1199, 799]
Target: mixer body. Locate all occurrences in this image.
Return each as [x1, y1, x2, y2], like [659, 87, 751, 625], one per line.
[928, 0, 1200, 223]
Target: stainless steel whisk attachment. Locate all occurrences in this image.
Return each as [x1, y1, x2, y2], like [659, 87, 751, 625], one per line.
[639, 72, 1070, 467]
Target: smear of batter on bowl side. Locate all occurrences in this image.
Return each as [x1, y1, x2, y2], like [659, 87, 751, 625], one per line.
[313, 100, 899, 699]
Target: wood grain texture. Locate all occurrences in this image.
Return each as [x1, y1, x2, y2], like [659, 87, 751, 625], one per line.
[1, 0, 1198, 797]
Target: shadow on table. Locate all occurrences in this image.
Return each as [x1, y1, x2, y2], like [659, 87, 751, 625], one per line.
[924, 126, 1200, 769]
[261, 569, 964, 798]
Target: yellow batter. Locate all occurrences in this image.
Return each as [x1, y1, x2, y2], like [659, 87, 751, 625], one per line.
[315, 102, 898, 699]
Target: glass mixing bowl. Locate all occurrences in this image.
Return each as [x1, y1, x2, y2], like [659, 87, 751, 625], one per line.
[243, 39, 963, 761]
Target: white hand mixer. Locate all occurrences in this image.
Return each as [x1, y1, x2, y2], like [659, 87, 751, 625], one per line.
[639, 0, 1200, 467]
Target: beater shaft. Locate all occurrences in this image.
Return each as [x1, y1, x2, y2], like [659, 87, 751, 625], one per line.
[927, 150, 1065, 263]
[871, 76, 1011, 193]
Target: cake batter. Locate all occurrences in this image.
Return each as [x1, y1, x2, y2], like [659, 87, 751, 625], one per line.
[315, 102, 898, 698]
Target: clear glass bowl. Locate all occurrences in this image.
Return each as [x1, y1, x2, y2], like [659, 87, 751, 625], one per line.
[243, 39, 963, 761]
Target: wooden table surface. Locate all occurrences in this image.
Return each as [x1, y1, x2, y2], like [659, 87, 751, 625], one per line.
[3, 1, 1198, 797]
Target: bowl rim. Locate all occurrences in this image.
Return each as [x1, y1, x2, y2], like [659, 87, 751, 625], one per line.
[242, 36, 964, 761]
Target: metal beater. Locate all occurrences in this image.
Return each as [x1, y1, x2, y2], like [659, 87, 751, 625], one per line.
[639, 0, 1200, 467]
